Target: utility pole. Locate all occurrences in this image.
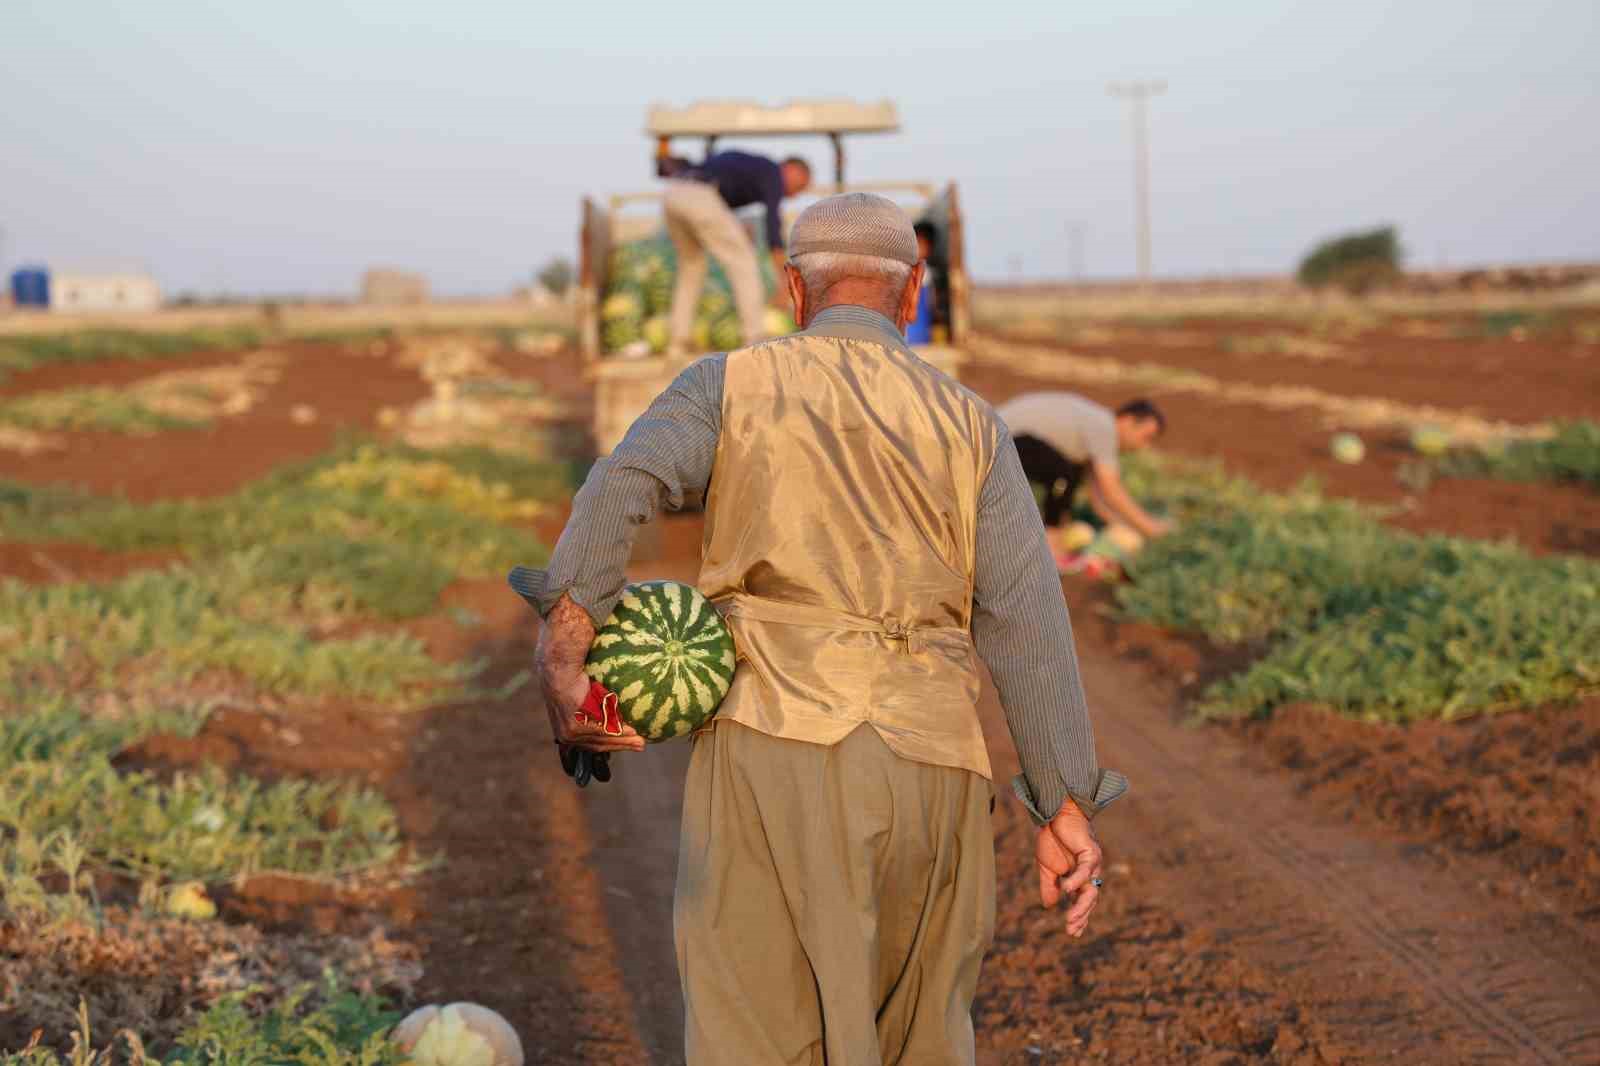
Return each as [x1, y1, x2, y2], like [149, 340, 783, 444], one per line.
[1108, 80, 1165, 282]
[1066, 221, 1087, 281]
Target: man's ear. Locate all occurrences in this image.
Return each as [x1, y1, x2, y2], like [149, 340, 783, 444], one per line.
[896, 261, 926, 332]
[784, 263, 808, 327]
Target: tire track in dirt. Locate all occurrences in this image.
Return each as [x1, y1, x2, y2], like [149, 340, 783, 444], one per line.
[1069, 623, 1600, 1065]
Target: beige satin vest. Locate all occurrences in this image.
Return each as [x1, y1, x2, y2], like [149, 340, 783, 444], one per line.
[699, 331, 999, 780]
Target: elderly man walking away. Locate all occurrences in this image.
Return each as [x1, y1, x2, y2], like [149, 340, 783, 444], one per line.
[526, 194, 1125, 1066]
[663, 150, 812, 353]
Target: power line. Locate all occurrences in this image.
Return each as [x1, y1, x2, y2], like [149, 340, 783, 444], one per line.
[1108, 80, 1166, 282]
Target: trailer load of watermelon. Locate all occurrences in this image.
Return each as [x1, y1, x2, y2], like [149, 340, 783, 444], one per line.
[599, 234, 796, 356]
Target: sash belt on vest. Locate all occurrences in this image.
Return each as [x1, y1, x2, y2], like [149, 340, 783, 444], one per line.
[718, 593, 967, 656]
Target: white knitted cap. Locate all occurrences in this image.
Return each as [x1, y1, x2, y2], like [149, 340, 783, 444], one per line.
[787, 193, 919, 266]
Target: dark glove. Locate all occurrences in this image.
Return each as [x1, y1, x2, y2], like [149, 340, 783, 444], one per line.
[560, 746, 612, 787]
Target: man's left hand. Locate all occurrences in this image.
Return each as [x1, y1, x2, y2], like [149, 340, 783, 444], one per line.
[1036, 799, 1104, 937]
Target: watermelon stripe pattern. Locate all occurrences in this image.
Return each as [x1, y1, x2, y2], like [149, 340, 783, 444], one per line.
[585, 581, 735, 742]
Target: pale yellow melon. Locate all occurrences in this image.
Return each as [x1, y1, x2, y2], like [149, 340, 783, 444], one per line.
[393, 1003, 523, 1066]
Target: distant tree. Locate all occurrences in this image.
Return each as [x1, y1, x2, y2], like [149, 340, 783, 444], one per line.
[1297, 226, 1402, 294]
[537, 257, 575, 297]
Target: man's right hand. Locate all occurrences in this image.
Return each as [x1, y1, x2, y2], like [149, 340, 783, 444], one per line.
[1036, 799, 1104, 937]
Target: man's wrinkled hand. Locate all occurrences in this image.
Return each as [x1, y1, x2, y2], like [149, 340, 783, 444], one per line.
[541, 668, 645, 754]
[1036, 799, 1104, 937]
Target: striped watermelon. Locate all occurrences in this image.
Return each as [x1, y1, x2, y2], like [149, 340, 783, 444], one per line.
[585, 581, 735, 742]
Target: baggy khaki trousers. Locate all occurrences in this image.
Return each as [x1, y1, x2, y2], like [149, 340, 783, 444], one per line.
[662, 179, 768, 350]
[674, 721, 996, 1066]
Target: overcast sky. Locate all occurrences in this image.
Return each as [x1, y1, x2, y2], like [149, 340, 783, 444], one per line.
[4, 0, 1596, 297]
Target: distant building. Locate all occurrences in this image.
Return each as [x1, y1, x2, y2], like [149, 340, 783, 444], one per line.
[361, 268, 429, 306]
[48, 269, 161, 312]
[9, 267, 49, 308]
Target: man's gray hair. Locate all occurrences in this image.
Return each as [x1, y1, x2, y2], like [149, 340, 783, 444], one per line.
[790, 251, 912, 303]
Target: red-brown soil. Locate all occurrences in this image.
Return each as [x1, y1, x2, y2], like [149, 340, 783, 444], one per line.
[0, 342, 431, 500]
[0, 540, 179, 583]
[986, 320, 1600, 425]
[0, 340, 591, 501]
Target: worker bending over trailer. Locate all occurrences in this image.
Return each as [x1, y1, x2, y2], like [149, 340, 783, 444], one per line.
[663, 150, 812, 354]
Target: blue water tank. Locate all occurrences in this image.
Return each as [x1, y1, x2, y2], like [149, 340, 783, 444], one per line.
[10, 268, 49, 308]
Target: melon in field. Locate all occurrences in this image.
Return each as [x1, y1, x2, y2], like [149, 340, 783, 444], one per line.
[393, 1003, 523, 1066]
[1058, 521, 1097, 552]
[1410, 425, 1452, 457]
[585, 581, 735, 741]
[1330, 432, 1366, 464]
[1104, 523, 1145, 555]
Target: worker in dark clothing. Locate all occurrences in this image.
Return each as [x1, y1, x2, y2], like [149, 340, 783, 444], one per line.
[664, 151, 811, 353]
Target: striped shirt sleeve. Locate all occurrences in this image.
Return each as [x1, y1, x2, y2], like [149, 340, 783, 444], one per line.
[528, 355, 725, 626]
[971, 419, 1128, 821]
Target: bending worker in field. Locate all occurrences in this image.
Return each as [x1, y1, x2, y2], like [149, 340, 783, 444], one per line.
[663, 149, 812, 354]
[528, 194, 1124, 1065]
[997, 391, 1172, 558]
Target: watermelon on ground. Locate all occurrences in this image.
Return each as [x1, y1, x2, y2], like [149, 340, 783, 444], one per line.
[1330, 432, 1366, 464]
[1059, 521, 1097, 552]
[585, 581, 735, 742]
[691, 317, 713, 350]
[1410, 425, 1452, 457]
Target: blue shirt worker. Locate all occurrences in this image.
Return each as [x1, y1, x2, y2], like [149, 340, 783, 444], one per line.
[664, 151, 812, 353]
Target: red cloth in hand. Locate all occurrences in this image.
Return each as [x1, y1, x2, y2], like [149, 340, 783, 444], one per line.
[575, 680, 622, 736]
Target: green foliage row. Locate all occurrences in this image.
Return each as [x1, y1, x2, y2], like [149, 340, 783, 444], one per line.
[1296, 225, 1401, 293]
[0, 388, 206, 434]
[0, 708, 403, 892]
[3, 982, 402, 1066]
[1422, 420, 1600, 490]
[1, 440, 565, 710]
[0, 558, 467, 709]
[0, 328, 264, 382]
[1116, 454, 1600, 720]
[3, 440, 561, 615]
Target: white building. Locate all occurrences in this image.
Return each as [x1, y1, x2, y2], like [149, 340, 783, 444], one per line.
[49, 270, 161, 312]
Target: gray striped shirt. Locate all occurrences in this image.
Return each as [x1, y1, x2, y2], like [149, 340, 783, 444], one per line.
[534, 305, 1126, 822]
